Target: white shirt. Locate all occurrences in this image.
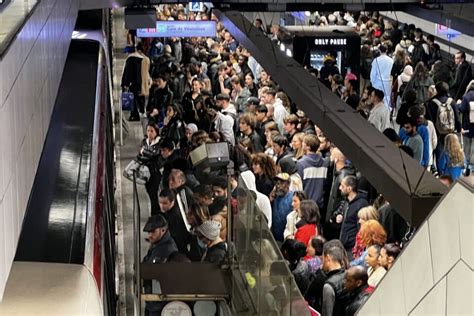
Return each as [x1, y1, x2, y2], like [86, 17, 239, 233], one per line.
[215, 113, 235, 145]
[273, 98, 289, 134]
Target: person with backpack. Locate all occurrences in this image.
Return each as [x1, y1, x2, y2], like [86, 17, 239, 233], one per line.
[406, 62, 434, 106]
[425, 81, 461, 170]
[408, 28, 429, 68]
[395, 65, 413, 113]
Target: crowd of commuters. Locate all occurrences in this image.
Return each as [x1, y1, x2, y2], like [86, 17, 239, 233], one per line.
[120, 6, 473, 315]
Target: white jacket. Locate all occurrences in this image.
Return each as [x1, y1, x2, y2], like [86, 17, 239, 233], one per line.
[240, 171, 272, 228]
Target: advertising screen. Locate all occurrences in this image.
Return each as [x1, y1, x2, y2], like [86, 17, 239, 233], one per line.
[137, 21, 216, 38]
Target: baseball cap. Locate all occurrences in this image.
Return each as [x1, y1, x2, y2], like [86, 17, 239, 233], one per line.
[274, 172, 291, 182]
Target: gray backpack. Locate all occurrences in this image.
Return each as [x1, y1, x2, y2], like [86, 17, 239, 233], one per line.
[433, 97, 455, 134]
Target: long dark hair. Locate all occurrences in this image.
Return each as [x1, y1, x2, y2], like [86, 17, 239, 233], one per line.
[299, 200, 320, 225]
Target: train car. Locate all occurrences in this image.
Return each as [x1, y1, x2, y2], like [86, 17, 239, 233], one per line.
[0, 37, 117, 315]
[283, 26, 361, 81]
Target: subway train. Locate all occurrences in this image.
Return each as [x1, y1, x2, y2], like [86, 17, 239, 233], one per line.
[0, 37, 117, 314]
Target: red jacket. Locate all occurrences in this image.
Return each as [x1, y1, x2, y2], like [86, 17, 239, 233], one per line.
[295, 224, 317, 246]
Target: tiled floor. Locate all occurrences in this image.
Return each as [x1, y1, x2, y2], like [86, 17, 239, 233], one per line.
[0, 0, 38, 53]
[111, 8, 151, 316]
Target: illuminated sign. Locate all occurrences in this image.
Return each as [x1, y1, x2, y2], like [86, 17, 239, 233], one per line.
[137, 21, 216, 38]
[314, 38, 347, 46]
[435, 23, 461, 40]
[189, 1, 204, 12]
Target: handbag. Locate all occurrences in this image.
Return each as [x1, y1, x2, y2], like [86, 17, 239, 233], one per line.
[121, 90, 135, 111]
[123, 159, 150, 185]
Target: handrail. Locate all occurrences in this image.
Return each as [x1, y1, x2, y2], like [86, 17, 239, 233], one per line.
[0, 0, 39, 59]
[132, 172, 142, 315]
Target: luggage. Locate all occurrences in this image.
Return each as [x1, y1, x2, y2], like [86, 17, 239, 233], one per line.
[123, 159, 150, 185]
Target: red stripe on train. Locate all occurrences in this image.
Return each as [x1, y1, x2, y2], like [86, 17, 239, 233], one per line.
[93, 76, 106, 292]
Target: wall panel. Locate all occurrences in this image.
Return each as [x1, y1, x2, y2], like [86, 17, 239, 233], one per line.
[0, 0, 80, 300]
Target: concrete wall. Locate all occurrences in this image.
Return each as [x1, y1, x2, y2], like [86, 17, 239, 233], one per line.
[0, 0, 79, 300]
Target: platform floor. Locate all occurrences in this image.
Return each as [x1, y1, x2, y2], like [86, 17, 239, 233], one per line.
[111, 8, 150, 316]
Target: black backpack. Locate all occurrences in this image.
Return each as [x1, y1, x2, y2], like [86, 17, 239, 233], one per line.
[411, 41, 428, 66]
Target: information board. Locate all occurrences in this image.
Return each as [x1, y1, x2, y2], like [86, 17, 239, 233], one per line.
[137, 21, 216, 38]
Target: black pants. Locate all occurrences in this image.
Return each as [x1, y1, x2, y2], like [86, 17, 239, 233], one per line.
[131, 95, 145, 118]
[145, 173, 161, 215]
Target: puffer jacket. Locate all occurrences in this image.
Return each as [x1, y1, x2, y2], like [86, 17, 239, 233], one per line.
[138, 137, 162, 174]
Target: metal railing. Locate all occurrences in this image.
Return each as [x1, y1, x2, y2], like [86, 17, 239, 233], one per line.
[230, 176, 310, 315]
[132, 172, 142, 315]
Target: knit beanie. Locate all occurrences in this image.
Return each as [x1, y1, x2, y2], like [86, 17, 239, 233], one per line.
[197, 220, 222, 241]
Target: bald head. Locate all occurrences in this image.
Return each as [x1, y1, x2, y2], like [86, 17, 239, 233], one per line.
[331, 147, 347, 168]
[344, 266, 368, 291]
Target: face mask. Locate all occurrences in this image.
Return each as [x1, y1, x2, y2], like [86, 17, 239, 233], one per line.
[197, 237, 207, 249]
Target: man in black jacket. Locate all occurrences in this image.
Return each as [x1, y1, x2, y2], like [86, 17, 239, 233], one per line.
[158, 189, 191, 255]
[321, 240, 348, 316]
[338, 176, 369, 259]
[142, 214, 178, 315]
[451, 51, 472, 102]
[325, 148, 356, 239]
[344, 266, 372, 316]
[121, 46, 143, 121]
[143, 214, 178, 264]
[147, 73, 174, 126]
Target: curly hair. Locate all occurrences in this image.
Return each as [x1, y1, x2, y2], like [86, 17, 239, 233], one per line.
[251, 152, 277, 179]
[359, 219, 387, 247]
[444, 133, 465, 167]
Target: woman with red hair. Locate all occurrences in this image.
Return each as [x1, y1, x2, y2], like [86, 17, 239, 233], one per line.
[350, 219, 387, 268]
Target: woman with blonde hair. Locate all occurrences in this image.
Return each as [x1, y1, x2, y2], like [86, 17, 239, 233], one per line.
[352, 206, 380, 260]
[438, 133, 465, 181]
[291, 132, 305, 160]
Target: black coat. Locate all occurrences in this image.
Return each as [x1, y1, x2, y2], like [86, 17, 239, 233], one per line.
[138, 138, 162, 175]
[451, 61, 473, 100]
[326, 165, 357, 223]
[339, 195, 369, 249]
[459, 89, 474, 138]
[143, 231, 178, 264]
[147, 85, 173, 114]
[163, 204, 191, 255]
[121, 55, 142, 94]
[203, 241, 227, 264]
[345, 286, 371, 316]
[161, 116, 185, 146]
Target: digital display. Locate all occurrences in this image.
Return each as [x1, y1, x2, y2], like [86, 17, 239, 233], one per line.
[310, 50, 342, 72]
[137, 21, 216, 38]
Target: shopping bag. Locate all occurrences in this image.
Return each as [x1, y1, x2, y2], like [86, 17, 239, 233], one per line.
[121, 91, 134, 111]
[122, 159, 150, 185]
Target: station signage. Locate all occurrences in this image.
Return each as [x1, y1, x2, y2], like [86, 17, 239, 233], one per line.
[137, 21, 216, 38]
[314, 38, 347, 46]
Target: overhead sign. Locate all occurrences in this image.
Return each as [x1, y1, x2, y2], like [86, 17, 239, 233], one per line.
[137, 21, 216, 38]
[189, 1, 204, 12]
[314, 38, 347, 46]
